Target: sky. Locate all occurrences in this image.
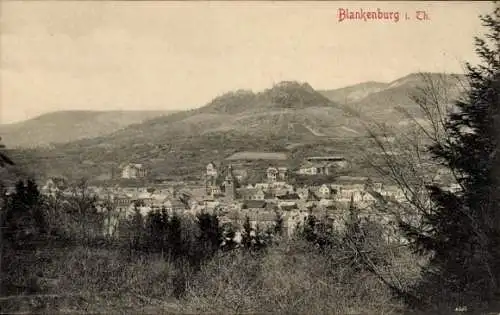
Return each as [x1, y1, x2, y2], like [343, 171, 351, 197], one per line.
[0, 1, 494, 124]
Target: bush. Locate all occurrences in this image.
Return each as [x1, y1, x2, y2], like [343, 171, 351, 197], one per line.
[184, 239, 406, 314]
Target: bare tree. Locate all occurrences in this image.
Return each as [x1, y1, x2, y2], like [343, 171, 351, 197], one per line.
[338, 73, 470, 309]
[65, 178, 100, 241]
[354, 73, 466, 229]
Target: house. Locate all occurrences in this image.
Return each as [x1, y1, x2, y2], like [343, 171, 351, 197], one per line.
[381, 185, 406, 202]
[242, 200, 267, 210]
[276, 192, 301, 201]
[266, 167, 278, 182]
[205, 162, 221, 187]
[279, 201, 298, 211]
[297, 162, 321, 175]
[372, 182, 383, 192]
[121, 163, 149, 179]
[114, 194, 133, 212]
[254, 183, 270, 190]
[277, 167, 288, 180]
[253, 188, 273, 201]
[237, 188, 257, 200]
[318, 184, 331, 198]
[206, 162, 218, 178]
[132, 191, 154, 206]
[207, 185, 223, 197]
[163, 199, 187, 214]
[41, 177, 68, 196]
[297, 161, 332, 176]
[273, 187, 291, 198]
[246, 211, 279, 230]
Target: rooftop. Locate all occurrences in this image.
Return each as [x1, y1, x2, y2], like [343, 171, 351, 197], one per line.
[305, 156, 345, 161]
[226, 151, 288, 161]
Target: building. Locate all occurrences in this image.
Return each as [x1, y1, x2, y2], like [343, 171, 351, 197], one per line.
[226, 151, 288, 162]
[306, 155, 349, 168]
[254, 188, 273, 201]
[318, 184, 332, 198]
[266, 166, 288, 182]
[223, 164, 237, 200]
[297, 156, 349, 175]
[297, 161, 333, 176]
[121, 163, 149, 179]
[41, 177, 68, 196]
[277, 167, 289, 180]
[266, 167, 278, 182]
[305, 156, 348, 168]
[206, 162, 218, 178]
[205, 162, 221, 187]
[163, 199, 187, 214]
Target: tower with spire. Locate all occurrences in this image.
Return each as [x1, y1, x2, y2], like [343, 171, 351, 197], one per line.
[223, 164, 237, 200]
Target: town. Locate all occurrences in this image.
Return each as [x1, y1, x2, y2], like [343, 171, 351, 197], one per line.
[37, 150, 458, 242]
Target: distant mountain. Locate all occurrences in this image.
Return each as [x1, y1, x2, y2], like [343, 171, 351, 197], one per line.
[12, 73, 467, 180]
[0, 110, 173, 148]
[202, 81, 335, 114]
[320, 73, 466, 124]
[88, 81, 361, 146]
[345, 73, 466, 123]
[319, 81, 389, 104]
[14, 81, 366, 179]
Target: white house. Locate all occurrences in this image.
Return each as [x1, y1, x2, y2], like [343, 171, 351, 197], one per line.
[206, 162, 218, 178]
[318, 184, 332, 198]
[266, 167, 278, 182]
[121, 163, 149, 179]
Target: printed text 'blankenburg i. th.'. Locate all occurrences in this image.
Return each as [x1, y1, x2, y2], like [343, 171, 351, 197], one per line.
[338, 8, 430, 23]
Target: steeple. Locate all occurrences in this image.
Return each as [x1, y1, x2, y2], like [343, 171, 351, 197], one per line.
[225, 164, 234, 180]
[224, 164, 236, 200]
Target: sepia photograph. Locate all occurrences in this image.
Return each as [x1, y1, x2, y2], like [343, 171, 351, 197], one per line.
[0, 1, 499, 314]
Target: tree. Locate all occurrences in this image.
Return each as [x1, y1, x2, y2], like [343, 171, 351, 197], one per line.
[396, 7, 500, 311]
[145, 209, 167, 253]
[241, 215, 253, 249]
[274, 211, 284, 236]
[65, 178, 100, 241]
[167, 213, 183, 259]
[129, 205, 145, 250]
[3, 179, 47, 245]
[196, 212, 222, 260]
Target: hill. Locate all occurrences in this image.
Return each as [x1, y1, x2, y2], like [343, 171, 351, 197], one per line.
[0, 110, 173, 148]
[346, 73, 466, 124]
[9, 74, 467, 180]
[319, 81, 389, 104]
[203, 81, 334, 114]
[11, 81, 366, 179]
[320, 73, 466, 126]
[69, 81, 361, 147]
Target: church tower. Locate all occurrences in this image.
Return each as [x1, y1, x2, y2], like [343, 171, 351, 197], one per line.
[224, 164, 236, 200]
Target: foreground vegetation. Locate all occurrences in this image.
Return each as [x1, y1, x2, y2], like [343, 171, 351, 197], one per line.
[0, 188, 421, 314]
